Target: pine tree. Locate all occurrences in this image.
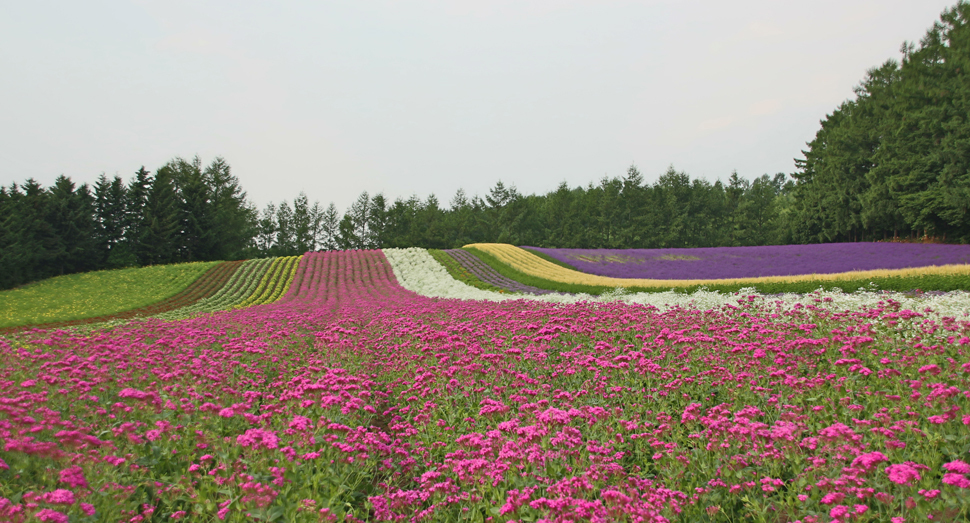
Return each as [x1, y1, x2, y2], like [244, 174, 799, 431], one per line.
[140, 168, 179, 265]
[127, 167, 152, 262]
[94, 174, 131, 267]
[317, 202, 340, 251]
[205, 157, 256, 259]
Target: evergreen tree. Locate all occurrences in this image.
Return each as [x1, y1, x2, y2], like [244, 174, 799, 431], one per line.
[367, 194, 389, 249]
[317, 202, 340, 251]
[94, 174, 131, 267]
[256, 203, 277, 255]
[126, 167, 152, 262]
[292, 192, 315, 253]
[205, 157, 256, 259]
[140, 168, 180, 265]
[275, 201, 295, 255]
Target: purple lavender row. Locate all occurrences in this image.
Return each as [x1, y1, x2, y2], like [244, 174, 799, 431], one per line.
[444, 249, 556, 295]
[527, 243, 970, 280]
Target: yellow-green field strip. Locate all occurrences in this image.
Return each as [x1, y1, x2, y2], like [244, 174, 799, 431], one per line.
[158, 256, 302, 319]
[234, 255, 301, 308]
[0, 262, 219, 329]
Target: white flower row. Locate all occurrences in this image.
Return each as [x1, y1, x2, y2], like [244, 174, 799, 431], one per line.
[381, 248, 970, 319]
[383, 248, 512, 301]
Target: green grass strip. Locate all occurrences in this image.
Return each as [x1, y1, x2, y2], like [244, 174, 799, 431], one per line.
[462, 247, 970, 295]
[0, 261, 219, 328]
[429, 250, 503, 292]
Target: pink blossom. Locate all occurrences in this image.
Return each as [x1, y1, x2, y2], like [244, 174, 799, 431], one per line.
[42, 489, 75, 505]
[942, 473, 970, 488]
[850, 451, 887, 472]
[237, 429, 279, 450]
[34, 509, 69, 523]
[943, 460, 970, 474]
[885, 463, 921, 485]
[820, 492, 845, 505]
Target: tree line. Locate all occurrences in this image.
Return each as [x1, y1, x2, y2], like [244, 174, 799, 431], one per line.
[268, 167, 797, 253]
[0, 157, 255, 290]
[0, 158, 797, 290]
[2, 2, 968, 290]
[790, 1, 970, 243]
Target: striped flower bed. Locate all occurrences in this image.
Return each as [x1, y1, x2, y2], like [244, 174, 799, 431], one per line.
[443, 249, 554, 295]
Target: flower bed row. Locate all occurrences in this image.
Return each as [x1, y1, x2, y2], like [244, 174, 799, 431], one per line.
[527, 243, 970, 280]
[465, 244, 970, 294]
[442, 249, 554, 295]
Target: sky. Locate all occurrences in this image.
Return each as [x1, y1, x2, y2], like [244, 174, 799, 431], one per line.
[0, 0, 959, 212]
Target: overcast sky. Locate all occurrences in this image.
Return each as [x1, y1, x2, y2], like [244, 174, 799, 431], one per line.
[0, 0, 958, 212]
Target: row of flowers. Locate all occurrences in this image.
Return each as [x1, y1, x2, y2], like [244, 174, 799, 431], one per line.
[382, 247, 970, 319]
[466, 243, 970, 289]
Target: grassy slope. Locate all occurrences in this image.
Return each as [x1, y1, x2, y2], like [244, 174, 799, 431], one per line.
[463, 247, 970, 295]
[0, 262, 219, 328]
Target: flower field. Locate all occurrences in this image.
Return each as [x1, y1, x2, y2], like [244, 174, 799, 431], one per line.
[2, 248, 970, 522]
[155, 258, 280, 320]
[465, 244, 970, 295]
[441, 250, 553, 295]
[526, 244, 970, 280]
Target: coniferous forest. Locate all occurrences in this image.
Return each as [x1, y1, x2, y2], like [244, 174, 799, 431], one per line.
[1, 2, 969, 291]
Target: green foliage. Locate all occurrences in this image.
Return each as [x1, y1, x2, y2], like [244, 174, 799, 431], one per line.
[793, 1, 970, 243]
[1, 157, 258, 290]
[0, 261, 218, 328]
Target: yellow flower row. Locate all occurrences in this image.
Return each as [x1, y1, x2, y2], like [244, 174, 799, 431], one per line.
[234, 256, 302, 308]
[464, 243, 970, 288]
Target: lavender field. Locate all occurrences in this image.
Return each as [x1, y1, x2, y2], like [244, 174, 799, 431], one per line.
[527, 243, 970, 280]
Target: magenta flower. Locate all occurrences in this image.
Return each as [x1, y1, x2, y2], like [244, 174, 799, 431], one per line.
[34, 509, 69, 523]
[850, 451, 887, 472]
[942, 473, 970, 488]
[42, 489, 75, 505]
[885, 463, 921, 485]
[237, 429, 280, 450]
[943, 460, 970, 474]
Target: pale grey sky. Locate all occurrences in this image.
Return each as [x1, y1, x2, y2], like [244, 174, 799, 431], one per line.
[0, 0, 958, 212]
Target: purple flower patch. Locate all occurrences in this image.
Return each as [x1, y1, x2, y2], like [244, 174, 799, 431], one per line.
[524, 243, 970, 279]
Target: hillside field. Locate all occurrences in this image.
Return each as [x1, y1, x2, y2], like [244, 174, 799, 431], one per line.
[1, 245, 970, 522]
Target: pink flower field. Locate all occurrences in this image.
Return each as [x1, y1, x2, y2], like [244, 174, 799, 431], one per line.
[2, 250, 970, 522]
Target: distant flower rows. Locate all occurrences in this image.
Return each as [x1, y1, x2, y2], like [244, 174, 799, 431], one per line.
[529, 243, 970, 280]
